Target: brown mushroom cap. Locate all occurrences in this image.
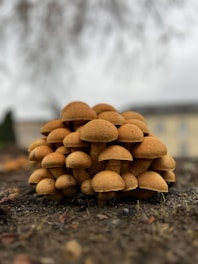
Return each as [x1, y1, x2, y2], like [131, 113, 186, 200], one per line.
[40, 119, 66, 136]
[28, 168, 54, 185]
[98, 145, 133, 162]
[97, 111, 125, 126]
[55, 146, 70, 155]
[91, 170, 125, 192]
[161, 170, 176, 183]
[61, 102, 97, 122]
[46, 127, 71, 144]
[92, 103, 117, 114]
[121, 111, 147, 123]
[55, 174, 77, 189]
[35, 178, 56, 195]
[117, 123, 144, 143]
[63, 131, 89, 149]
[28, 145, 53, 162]
[80, 178, 95, 195]
[80, 119, 118, 143]
[27, 137, 48, 152]
[121, 172, 138, 191]
[41, 152, 66, 168]
[66, 151, 92, 169]
[151, 153, 176, 171]
[132, 136, 167, 159]
[137, 171, 168, 192]
[124, 119, 150, 135]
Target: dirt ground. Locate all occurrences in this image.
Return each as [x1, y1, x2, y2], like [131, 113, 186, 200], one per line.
[0, 147, 197, 264]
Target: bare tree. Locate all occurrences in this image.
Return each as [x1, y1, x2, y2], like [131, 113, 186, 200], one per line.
[0, 0, 198, 113]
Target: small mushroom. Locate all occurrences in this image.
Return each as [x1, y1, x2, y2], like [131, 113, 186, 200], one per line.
[97, 111, 125, 126]
[41, 152, 66, 178]
[40, 119, 66, 136]
[121, 172, 138, 191]
[46, 127, 71, 147]
[80, 178, 95, 195]
[63, 131, 89, 152]
[151, 153, 176, 171]
[98, 145, 133, 174]
[28, 168, 54, 185]
[65, 151, 92, 184]
[124, 119, 150, 135]
[27, 137, 48, 152]
[80, 119, 118, 176]
[28, 145, 53, 163]
[121, 111, 147, 123]
[91, 170, 125, 206]
[55, 174, 77, 189]
[92, 103, 117, 114]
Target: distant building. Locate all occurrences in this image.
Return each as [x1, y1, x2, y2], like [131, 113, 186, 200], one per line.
[127, 102, 198, 158]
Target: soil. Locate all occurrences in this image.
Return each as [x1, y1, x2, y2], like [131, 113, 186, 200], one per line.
[0, 147, 197, 264]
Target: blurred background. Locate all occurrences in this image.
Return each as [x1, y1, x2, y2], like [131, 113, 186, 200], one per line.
[0, 0, 198, 157]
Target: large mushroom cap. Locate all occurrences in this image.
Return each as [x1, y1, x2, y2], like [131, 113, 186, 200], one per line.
[91, 170, 125, 192]
[132, 136, 167, 158]
[137, 171, 168, 192]
[80, 119, 118, 142]
[98, 145, 133, 162]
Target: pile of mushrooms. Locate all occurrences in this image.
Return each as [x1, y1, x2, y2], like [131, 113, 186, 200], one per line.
[28, 101, 176, 205]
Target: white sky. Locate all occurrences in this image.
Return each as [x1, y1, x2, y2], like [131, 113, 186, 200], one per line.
[1, 5, 198, 121]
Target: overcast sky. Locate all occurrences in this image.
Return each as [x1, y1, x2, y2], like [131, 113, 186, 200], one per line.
[1, 3, 198, 121]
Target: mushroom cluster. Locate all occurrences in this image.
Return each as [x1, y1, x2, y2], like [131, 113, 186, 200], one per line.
[28, 101, 176, 205]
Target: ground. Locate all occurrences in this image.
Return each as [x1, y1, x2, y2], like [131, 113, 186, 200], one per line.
[0, 147, 198, 264]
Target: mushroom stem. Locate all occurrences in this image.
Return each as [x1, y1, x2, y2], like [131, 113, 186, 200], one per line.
[105, 160, 121, 174]
[72, 169, 90, 184]
[88, 142, 106, 176]
[97, 191, 116, 207]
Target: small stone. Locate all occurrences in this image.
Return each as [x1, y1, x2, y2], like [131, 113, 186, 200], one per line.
[64, 239, 82, 261]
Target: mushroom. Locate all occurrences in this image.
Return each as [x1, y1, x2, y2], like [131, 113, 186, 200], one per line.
[124, 119, 150, 135]
[137, 170, 168, 193]
[80, 119, 118, 176]
[35, 177, 63, 200]
[161, 170, 176, 184]
[27, 137, 48, 152]
[117, 123, 144, 151]
[41, 152, 66, 178]
[91, 170, 125, 206]
[55, 174, 77, 189]
[98, 145, 133, 174]
[80, 178, 95, 196]
[129, 158, 153, 177]
[40, 119, 66, 136]
[121, 172, 138, 191]
[61, 101, 97, 131]
[28, 168, 54, 185]
[28, 145, 54, 163]
[46, 127, 71, 147]
[150, 153, 176, 172]
[131, 135, 167, 159]
[65, 151, 92, 184]
[63, 131, 89, 152]
[97, 111, 125, 127]
[121, 111, 147, 123]
[92, 103, 117, 114]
